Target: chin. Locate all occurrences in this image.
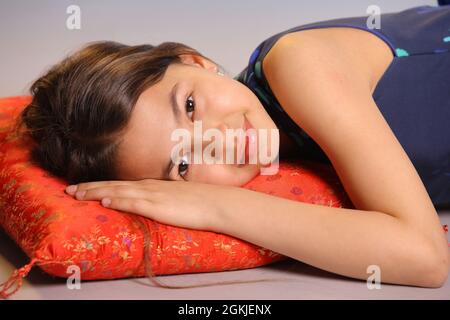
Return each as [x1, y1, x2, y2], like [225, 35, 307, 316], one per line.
[232, 164, 261, 187]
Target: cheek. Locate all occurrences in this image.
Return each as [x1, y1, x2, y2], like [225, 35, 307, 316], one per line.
[211, 81, 254, 115]
[188, 163, 260, 186]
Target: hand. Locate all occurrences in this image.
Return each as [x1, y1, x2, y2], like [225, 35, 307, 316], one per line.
[64, 179, 237, 232]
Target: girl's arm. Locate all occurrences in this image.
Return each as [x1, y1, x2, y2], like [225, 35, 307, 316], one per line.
[213, 32, 449, 287]
[214, 187, 447, 288]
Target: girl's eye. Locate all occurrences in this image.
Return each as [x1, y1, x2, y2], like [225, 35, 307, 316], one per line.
[178, 154, 190, 178]
[185, 95, 195, 120]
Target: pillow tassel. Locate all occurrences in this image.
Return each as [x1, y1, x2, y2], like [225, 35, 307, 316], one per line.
[0, 257, 39, 299]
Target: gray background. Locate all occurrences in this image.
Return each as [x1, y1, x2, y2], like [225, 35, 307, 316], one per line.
[0, 0, 437, 97]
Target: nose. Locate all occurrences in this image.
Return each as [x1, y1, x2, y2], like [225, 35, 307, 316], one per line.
[201, 122, 229, 160]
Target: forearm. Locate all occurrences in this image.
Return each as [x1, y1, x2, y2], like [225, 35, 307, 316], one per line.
[214, 188, 448, 287]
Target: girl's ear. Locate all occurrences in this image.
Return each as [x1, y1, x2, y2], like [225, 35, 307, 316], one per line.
[179, 54, 219, 73]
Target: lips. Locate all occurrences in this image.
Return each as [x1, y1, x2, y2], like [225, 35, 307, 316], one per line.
[244, 118, 252, 163]
[238, 116, 255, 165]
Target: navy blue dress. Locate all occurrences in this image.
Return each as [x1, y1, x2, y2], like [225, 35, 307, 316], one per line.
[234, 5, 450, 207]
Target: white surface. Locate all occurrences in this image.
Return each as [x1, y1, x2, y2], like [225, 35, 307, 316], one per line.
[1, 210, 449, 300]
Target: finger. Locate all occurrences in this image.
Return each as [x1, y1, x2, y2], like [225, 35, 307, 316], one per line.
[65, 180, 138, 195]
[101, 197, 155, 219]
[73, 185, 150, 201]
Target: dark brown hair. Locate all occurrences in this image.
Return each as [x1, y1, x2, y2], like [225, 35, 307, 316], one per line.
[15, 40, 288, 288]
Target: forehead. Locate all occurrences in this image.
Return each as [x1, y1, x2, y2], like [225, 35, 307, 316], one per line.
[115, 75, 176, 180]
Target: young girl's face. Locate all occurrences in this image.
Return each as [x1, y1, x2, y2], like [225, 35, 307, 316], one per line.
[115, 54, 279, 186]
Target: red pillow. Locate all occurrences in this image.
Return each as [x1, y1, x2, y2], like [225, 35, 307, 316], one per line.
[0, 96, 358, 299]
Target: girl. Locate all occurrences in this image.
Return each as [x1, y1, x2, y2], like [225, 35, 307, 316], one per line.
[17, 4, 450, 288]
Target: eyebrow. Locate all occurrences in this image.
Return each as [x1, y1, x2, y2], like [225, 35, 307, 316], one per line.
[164, 82, 181, 179]
[170, 82, 181, 127]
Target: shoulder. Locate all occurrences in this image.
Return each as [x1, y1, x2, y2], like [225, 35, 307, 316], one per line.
[260, 28, 440, 226]
[261, 29, 374, 140]
[262, 27, 392, 94]
[261, 31, 374, 160]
